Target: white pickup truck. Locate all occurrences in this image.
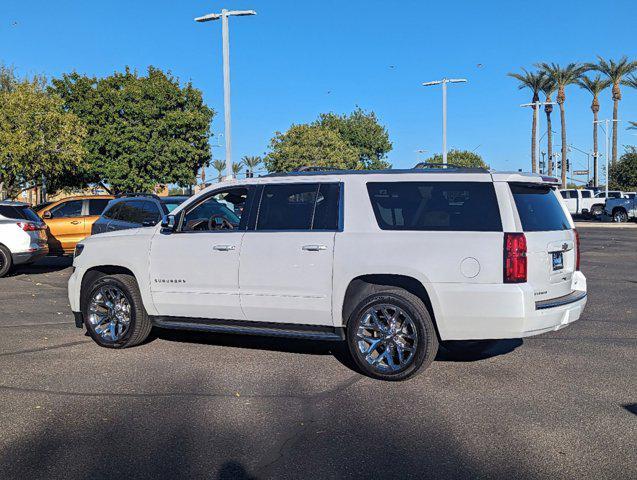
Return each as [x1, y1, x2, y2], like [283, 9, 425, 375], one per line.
[560, 189, 625, 217]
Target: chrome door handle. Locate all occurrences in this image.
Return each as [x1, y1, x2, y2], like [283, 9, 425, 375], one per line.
[213, 244, 236, 251]
[302, 244, 327, 251]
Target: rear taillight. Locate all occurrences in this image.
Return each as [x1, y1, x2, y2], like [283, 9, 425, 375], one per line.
[574, 228, 580, 271]
[504, 232, 527, 283]
[18, 222, 44, 232]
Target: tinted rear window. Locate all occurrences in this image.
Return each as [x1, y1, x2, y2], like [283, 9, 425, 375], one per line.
[88, 199, 111, 216]
[510, 183, 570, 232]
[367, 182, 502, 231]
[0, 205, 40, 222]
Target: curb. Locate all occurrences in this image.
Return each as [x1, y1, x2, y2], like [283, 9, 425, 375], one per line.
[574, 222, 637, 229]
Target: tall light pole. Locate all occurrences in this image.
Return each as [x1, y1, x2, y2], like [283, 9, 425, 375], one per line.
[195, 8, 256, 181]
[521, 101, 556, 174]
[422, 78, 467, 165]
[594, 119, 620, 198]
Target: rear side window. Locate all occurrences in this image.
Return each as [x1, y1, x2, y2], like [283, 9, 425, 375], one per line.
[256, 183, 341, 231]
[115, 200, 159, 224]
[366, 182, 502, 232]
[510, 183, 570, 232]
[103, 202, 122, 220]
[88, 199, 111, 216]
[0, 205, 40, 222]
[580, 190, 592, 198]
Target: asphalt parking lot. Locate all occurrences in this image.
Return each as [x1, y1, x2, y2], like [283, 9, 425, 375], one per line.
[0, 227, 635, 479]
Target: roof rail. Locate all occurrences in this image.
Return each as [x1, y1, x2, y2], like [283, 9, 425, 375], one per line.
[413, 162, 489, 173]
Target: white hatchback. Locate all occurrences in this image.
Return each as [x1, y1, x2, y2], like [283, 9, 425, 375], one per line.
[0, 201, 49, 277]
[68, 167, 587, 380]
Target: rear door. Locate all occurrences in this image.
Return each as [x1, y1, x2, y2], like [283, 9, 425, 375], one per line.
[85, 198, 111, 237]
[509, 183, 575, 302]
[239, 182, 340, 326]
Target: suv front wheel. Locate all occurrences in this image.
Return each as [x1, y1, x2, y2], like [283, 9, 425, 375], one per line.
[82, 273, 152, 348]
[346, 289, 438, 381]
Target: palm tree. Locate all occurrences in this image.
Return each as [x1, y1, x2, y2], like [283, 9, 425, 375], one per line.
[241, 155, 262, 178]
[540, 78, 557, 175]
[537, 63, 584, 187]
[587, 56, 637, 164]
[508, 68, 546, 173]
[211, 159, 226, 181]
[577, 75, 611, 187]
[232, 162, 243, 178]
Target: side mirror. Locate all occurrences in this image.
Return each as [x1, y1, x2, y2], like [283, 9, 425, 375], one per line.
[161, 214, 177, 232]
[42, 211, 52, 219]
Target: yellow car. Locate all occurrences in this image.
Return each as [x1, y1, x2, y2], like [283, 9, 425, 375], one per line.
[37, 195, 113, 255]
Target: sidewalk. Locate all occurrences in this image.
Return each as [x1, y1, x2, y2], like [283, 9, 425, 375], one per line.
[575, 221, 637, 229]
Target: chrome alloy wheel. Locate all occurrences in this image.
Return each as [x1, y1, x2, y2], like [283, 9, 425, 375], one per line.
[356, 304, 418, 373]
[87, 285, 132, 342]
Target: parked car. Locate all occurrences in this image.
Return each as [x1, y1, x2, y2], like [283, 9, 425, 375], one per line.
[559, 189, 596, 216]
[68, 168, 587, 381]
[604, 195, 637, 222]
[91, 195, 189, 235]
[37, 195, 114, 255]
[589, 190, 625, 216]
[0, 201, 48, 277]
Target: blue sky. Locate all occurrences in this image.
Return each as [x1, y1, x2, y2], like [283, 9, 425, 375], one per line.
[2, 0, 637, 179]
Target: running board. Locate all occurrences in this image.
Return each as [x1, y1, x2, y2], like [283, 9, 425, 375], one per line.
[150, 316, 345, 341]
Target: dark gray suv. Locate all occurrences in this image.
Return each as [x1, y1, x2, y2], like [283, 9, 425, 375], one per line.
[92, 195, 188, 235]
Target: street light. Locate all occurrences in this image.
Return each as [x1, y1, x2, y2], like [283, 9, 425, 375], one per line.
[195, 8, 256, 181]
[520, 101, 556, 174]
[422, 78, 467, 165]
[594, 119, 621, 198]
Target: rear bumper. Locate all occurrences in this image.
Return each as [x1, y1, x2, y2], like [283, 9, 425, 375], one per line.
[432, 271, 588, 340]
[12, 245, 49, 265]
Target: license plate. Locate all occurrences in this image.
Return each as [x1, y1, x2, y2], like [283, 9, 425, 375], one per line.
[552, 252, 564, 270]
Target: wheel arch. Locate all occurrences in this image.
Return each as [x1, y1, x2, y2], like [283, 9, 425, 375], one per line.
[79, 265, 139, 313]
[340, 274, 440, 338]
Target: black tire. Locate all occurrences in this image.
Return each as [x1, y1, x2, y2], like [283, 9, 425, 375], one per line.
[612, 209, 628, 223]
[440, 340, 499, 360]
[0, 245, 12, 278]
[346, 288, 438, 381]
[590, 205, 603, 217]
[82, 273, 152, 348]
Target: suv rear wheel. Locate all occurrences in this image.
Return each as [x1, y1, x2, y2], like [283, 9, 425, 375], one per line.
[0, 245, 12, 278]
[612, 209, 628, 223]
[82, 273, 152, 348]
[346, 289, 438, 381]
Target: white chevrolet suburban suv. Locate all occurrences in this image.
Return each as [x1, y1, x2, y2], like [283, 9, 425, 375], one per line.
[68, 167, 587, 381]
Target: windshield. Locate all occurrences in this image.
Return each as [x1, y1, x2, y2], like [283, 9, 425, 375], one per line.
[509, 183, 570, 232]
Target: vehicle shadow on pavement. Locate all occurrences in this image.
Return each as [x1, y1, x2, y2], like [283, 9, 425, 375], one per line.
[9, 256, 72, 277]
[436, 339, 523, 362]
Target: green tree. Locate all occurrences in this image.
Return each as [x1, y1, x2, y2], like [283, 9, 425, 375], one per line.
[0, 75, 86, 199]
[315, 108, 392, 169]
[50, 67, 214, 193]
[537, 63, 584, 187]
[211, 159, 226, 181]
[420, 149, 488, 169]
[577, 75, 611, 187]
[587, 56, 637, 164]
[264, 124, 359, 173]
[241, 155, 262, 178]
[609, 147, 637, 190]
[508, 68, 546, 173]
[232, 162, 243, 178]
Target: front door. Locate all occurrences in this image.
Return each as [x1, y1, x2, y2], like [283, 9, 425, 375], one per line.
[149, 186, 252, 320]
[239, 182, 341, 326]
[43, 199, 85, 253]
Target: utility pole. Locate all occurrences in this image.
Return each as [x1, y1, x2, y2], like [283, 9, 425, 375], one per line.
[422, 78, 467, 165]
[594, 119, 620, 199]
[195, 8, 256, 181]
[521, 101, 556, 174]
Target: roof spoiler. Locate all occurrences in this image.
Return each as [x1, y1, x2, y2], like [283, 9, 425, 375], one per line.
[540, 176, 561, 185]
